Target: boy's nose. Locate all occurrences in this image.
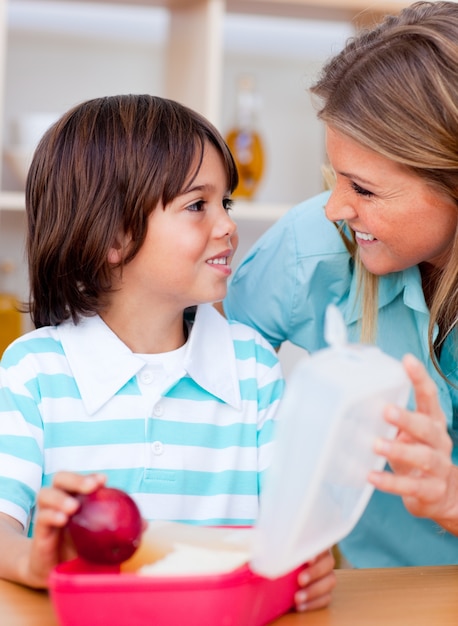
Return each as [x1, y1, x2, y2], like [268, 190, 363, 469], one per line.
[221, 210, 238, 238]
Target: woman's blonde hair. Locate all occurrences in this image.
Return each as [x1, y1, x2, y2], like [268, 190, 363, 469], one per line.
[311, 1, 458, 378]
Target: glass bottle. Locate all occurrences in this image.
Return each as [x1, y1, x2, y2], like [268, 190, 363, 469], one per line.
[225, 75, 265, 200]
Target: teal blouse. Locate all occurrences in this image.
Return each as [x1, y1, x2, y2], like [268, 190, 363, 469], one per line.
[224, 191, 458, 567]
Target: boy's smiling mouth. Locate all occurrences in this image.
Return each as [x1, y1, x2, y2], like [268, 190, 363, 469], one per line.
[207, 256, 228, 265]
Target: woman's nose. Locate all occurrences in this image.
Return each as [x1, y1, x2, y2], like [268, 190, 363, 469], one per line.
[325, 188, 358, 223]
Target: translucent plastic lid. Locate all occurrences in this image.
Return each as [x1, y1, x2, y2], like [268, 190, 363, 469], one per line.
[250, 306, 412, 578]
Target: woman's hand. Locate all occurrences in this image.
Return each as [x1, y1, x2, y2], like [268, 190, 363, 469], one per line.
[294, 549, 336, 612]
[26, 471, 106, 588]
[368, 354, 458, 534]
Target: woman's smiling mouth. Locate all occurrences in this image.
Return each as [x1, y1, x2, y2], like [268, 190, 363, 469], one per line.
[355, 230, 376, 242]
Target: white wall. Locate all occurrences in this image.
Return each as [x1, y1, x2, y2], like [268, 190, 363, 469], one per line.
[2, 3, 353, 198]
[0, 2, 352, 343]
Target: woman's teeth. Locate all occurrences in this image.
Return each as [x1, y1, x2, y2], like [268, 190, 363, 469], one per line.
[355, 231, 375, 241]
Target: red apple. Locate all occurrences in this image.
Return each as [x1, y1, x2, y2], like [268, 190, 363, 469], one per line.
[67, 486, 143, 565]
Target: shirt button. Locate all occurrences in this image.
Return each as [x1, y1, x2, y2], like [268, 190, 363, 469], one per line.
[140, 369, 155, 384]
[152, 441, 164, 455]
[153, 404, 164, 417]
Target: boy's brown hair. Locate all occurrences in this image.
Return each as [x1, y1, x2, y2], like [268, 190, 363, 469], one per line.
[25, 94, 238, 328]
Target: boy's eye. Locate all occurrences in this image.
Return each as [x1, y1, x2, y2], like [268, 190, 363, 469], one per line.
[351, 181, 373, 197]
[223, 198, 234, 212]
[187, 200, 205, 212]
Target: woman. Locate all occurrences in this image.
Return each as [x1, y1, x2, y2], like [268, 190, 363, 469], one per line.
[222, 1, 458, 567]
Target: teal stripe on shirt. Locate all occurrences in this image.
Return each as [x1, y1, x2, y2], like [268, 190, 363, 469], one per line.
[1, 337, 64, 367]
[257, 418, 276, 446]
[118, 377, 142, 396]
[239, 378, 284, 407]
[0, 388, 43, 428]
[147, 420, 259, 448]
[0, 435, 42, 465]
[0, 475, 37, 510]
[45, 419, 260, 449]
[166, 377, 224, 402]
[44, 419, 146, 448]
[232, 338, 279, 367]
[24, 374, 140, 403]
[166, 367, 283, 404]
[26, 374, 80, 402]
[95, 468, 260, 496]
[42, 467, 260, 496]
[177, 517, 256, 526]
[259, 379, 284, 407]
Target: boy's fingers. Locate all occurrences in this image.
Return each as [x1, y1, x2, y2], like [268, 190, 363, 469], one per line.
[51, 471, 106, 494]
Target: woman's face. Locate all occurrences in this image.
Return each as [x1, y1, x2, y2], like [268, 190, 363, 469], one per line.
[324, 126, 458, 275]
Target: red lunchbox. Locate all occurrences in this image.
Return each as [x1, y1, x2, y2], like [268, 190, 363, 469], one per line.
[49, 557, 302, 626]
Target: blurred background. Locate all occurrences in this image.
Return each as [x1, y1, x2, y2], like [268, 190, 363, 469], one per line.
[0, 0, 408, 368]
[1, 2, 358, 196]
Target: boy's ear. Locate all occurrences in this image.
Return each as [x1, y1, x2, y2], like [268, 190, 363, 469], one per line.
[108, 233, 132, 265]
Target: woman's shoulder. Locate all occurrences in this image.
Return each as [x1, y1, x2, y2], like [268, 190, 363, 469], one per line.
[255, 191, 348, 260]
[288, 192, 347, 253]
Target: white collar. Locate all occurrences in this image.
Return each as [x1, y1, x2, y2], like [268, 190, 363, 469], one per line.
[57, 303, 241, 415]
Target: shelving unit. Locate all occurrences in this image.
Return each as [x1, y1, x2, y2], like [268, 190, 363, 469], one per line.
[0, 190, 292, 221]
[23, 0, 410, 127]
[0, 0, 409, 216]
[0, 190, 23, 211]
[0, 0, 410, 359]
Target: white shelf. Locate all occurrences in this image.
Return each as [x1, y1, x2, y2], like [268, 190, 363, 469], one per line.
[0, 1, 410, 216]
[0, 191, 25, 212]
[233, 201, 290, 222]
[62, 0, 411, 21]
[23, 0, 410, 125]
[0, 191, 291, 222]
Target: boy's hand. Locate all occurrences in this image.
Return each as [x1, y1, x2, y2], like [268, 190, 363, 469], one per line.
[294, 549, 336, 612]
[26, 472, 107, 588]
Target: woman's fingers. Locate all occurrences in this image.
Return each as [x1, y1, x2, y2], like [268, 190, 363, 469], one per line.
[385, 405, 447, 449]
[368, 354, 455, 522]
[402, 354, 445, 425]
[374, 434, 450, 476]
[369, 467, 446, 500]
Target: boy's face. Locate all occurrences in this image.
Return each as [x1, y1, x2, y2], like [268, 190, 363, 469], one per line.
[113, 142, 238, 314]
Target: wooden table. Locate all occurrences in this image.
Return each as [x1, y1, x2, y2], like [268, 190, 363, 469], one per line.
[274, 566, 458, 625]
[2, 566, 458, 626]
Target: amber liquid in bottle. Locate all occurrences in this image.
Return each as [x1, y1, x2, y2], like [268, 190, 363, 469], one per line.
[225, 76, 265, 200]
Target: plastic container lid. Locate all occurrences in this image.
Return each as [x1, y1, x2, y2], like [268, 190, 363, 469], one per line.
[250, 305, 412, 578]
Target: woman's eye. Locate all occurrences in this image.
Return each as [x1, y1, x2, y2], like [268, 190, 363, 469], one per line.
[223, 198, 234, 212]
[351, 182, 373, 197]
[187, 200, 205, 212]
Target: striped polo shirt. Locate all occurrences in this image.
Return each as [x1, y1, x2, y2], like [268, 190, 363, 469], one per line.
[0, 303, 284, 533]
